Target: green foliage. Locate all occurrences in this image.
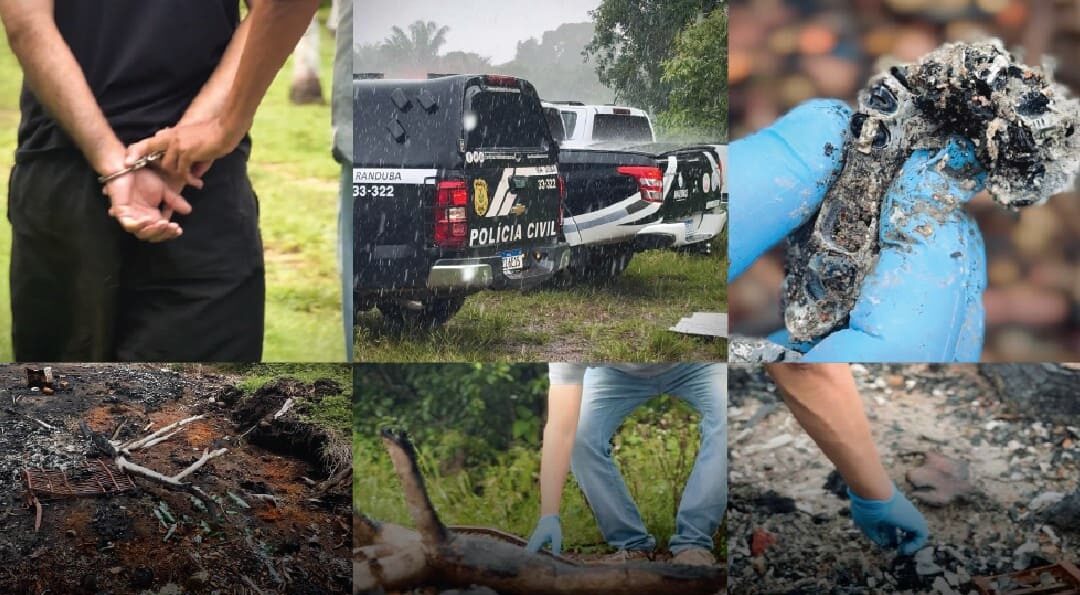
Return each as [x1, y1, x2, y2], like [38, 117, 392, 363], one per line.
[496, 23, 615, 105]
[355, 393, 723, 554]
[355, 364, 549, 469]
[383, 21, 450, 69]
[586, 0, 724, 114]
[232, 363, 352, 434]
[356, 21, 614, 105]
[658, 7, 728, 142]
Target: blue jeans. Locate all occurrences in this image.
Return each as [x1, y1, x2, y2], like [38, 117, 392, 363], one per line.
[571, 364, 727, 553]
[339, 164, 353, 361]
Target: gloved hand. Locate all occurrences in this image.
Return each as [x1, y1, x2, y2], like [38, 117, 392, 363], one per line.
[729, 100, 988, 362]
[848, 484, 929, 555]
[525, 514, 562, 556]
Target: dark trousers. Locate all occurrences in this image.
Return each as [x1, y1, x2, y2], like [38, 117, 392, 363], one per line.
[8, 150, 265, 362]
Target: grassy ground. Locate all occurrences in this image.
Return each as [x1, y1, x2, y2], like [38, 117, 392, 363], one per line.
[356, 236, 728, 362]
[233, 363, 352, 433]
[0, 13, 343, 362]
[0, 41, 17, 360]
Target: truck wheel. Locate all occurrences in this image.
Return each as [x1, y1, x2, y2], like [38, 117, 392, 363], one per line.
[377, 297, 467, 330]
[566, 246, 635, 282]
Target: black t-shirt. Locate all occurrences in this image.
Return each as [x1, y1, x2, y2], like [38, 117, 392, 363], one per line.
[17, 0, 241, 160]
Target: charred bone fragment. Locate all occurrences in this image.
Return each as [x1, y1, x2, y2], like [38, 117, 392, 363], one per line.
[784, 39, 1080, 342]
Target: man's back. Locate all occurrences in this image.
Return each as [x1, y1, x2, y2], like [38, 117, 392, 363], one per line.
[17, 0, 240, 158]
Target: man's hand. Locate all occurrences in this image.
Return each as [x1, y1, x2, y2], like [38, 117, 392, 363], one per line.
[730, 100, 988, 361]
[525, 514, 563, 556]
[125, 123, 227, 186]
[848, 484, 929, 555]
[104, 168, 192, 243]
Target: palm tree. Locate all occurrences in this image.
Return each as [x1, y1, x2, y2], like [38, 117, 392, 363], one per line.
[382, 20, 450, 69]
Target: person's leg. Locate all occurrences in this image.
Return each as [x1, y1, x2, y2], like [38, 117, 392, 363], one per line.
[8, 155, 124, 360]
[571, 366, 658, 552]
[115, 149, 265, 361]
[659, 363, 727, 554]
[339, 163, 353, 361]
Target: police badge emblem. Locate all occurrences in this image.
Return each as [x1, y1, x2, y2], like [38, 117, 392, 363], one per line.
[474, 179, 490, 216]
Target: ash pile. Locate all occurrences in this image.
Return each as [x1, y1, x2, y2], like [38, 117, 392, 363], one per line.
[0, 364, 351, 594]
[728, 364, 1080, 594]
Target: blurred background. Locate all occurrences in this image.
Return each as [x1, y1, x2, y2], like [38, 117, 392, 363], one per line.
[729, 0, 1080, 361]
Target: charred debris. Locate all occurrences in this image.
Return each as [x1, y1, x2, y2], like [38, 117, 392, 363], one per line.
[0, 365, 352, 594]
[784, 39, 1080, 342]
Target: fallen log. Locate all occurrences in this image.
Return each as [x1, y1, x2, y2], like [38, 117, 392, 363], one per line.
[356, 429, 726, 595]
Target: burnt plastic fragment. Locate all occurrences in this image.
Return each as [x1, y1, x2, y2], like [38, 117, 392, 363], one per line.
[783, 40, 1080, 342]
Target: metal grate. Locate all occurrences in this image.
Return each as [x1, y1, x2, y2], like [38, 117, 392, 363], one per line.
[974, 562, 1080, 595]
[23, 459, 137, 502]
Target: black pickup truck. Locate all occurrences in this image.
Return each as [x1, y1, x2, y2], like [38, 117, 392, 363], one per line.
[354, 74, 570, 327]
[542, 106, 725, 279]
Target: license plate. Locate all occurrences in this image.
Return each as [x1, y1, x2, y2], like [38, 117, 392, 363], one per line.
[500, 249, 524, 273]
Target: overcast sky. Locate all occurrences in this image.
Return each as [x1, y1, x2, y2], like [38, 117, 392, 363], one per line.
[355, 0, 599, 64]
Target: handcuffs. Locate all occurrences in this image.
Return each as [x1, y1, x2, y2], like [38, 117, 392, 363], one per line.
[97, 151, 165, 185]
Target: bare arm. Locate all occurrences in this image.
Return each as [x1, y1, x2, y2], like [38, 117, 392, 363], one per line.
[127, 0, 320, 175]
[539, 384, 583, 516]
[766, 363, 893, 500]
[216, 0, 320, 137]
[175, 3, 255, 126]
[0, 0, 124, 176]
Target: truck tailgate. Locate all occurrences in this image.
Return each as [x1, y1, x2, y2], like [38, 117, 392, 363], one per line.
[654, 146, 723, 222]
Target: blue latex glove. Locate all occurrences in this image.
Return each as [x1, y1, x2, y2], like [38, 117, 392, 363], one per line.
[848, 484, 929, 556]
[525, 514, 562, 556]
[729, 100, 988, 362]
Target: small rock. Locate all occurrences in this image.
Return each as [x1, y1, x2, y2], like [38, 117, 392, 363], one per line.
[185, 570, 210, 589]
[751, 555, 767, 576]
[933, 575, 959, 595]
[907, 452, 975, 506]
[1013, 541, 1040, 570]
[131, 566, 153, 588]
[750, 528, 778, 557]
[915, 547, 944, 576]
[1028, 494, 1062, 511]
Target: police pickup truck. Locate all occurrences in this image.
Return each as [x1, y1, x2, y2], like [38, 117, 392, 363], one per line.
[542, 102, 726, 279]
[354, 74, 570, 327]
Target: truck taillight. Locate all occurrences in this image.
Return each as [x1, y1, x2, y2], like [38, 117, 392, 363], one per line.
[434, 180, 468, 248]
[484, 75, 519, 88]
[617, 166, 664, 203]
[557, 174, 565, 230]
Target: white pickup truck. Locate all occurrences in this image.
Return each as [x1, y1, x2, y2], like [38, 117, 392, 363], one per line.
[541, 101, 727, 277]
[545, 101, 657, 148]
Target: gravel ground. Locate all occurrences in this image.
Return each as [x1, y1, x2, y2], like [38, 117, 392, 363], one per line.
[727, 364, 1080, 594]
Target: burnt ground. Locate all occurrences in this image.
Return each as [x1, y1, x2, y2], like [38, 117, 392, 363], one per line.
[0, 364, 352, 594]
[728, 364, 1080, 594]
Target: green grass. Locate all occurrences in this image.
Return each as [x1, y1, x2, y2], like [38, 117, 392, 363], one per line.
[0, 40, 18, 361]
[233, 363, 352, 434]
[356, 238, 728, 362]
[0, 13, 343, 362]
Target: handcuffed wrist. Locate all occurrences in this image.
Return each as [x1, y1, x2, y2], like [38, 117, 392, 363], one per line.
[97, 152, 164, 184]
